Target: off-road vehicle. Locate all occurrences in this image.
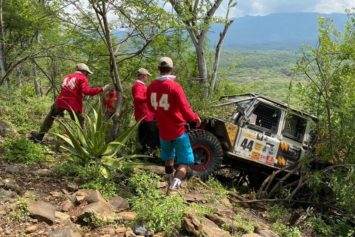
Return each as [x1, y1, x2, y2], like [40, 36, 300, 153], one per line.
[189, 93, 317, 186]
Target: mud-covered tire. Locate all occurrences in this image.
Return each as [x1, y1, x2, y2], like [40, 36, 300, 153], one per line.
[189, 129, 223, 178]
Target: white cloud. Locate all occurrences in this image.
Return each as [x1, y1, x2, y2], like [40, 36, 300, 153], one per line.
[220, 0, 355, 18]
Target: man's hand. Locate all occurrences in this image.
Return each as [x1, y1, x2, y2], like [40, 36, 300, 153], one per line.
[195, 117, 202, 128]
[102, 84, 111, 91]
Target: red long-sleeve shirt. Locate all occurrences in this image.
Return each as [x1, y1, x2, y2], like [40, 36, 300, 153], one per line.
[146, 75, 199, 141]
[55, 71, 102, 112]
[131, 80, 154, 122]
[103, 90, 118, 113]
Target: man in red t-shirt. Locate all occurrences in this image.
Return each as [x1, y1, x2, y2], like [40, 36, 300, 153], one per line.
[146, 57, 201, 192]
[131, 68, 159, 153]
[30, 63, 105, 142]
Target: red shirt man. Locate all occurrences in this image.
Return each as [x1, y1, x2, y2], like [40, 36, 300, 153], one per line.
[146, 57, 201, 193]
[103, 89, 118, 114]
[55, 70, 102, 112]
[131, 68, 159, 152]
[131, 69, 154, 122]
[30, 63, 104, 143]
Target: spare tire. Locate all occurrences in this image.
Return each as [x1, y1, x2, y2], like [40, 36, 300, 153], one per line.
[189, 129, 223, 178]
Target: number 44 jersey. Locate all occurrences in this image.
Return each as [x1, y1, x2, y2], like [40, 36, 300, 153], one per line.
[146, 75, 200, 141]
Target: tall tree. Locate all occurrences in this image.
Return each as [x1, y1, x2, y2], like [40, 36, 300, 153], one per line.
[0, 0, 63, 87]
[168, 0, 236, 96]
[67, 0, 172, 136]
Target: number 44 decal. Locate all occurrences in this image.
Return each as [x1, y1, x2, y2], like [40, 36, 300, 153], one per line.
[150, 93, 170, 110]
[240, 138, 254, 151]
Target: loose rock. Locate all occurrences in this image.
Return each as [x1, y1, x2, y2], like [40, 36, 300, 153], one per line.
[119, 211, 137, 221]
[28, 201, 56, 224]
[49, 225, 82, 237]
[201, 217, 232, 237]
[55, 211, 71, 223]
[183, 212, 202, 236]
[115, 226, 127, 234]
[109, 196, 130, 212]
[77, 200, 116, 223]
[242, 234, 263, 237]
[62, 199, 74, 212]
[255, 228, 279, 237]
[34, 168, 51, 176]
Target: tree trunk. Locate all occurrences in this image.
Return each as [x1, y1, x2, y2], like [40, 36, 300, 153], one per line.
[94, 2, 124, 139]
[196, 42, 209, 97]
[33, 64, 42, 96]
[0, 0, 7, 85]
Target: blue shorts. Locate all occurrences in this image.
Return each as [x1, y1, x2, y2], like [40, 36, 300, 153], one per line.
[160, 133, 194, 165]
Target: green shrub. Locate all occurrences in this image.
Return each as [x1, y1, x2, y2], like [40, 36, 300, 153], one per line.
[0, 85, 53, 133]
[268, 204, 290, 222]
[54, 105, 138, 167]
[272, 222, 302, 237]
[55, 159, 119, 199]
[232, 214, 255, 235]
[129, 172, 186, 234]
[305, 215, 332, 236]
[6, 198, 30, 222]
[0, 137, 47, 164]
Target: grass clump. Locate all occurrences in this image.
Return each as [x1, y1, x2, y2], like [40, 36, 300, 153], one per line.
[6, 198, 30, 222]
[129, 172, 186, 235]
[55, 159, 118, 199]
[0, 137, 47, 164]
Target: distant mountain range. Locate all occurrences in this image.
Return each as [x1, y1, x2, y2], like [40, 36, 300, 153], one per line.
[209, 12, 348, 50]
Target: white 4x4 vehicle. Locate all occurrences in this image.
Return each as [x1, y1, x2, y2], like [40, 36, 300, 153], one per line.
[189, 93, 317, 186]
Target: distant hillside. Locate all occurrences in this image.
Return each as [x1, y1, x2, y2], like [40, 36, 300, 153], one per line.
[209, 12, 348, 50]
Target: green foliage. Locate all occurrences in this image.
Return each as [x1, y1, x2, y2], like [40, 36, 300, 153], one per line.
[189, 203, 214, 217]
[54, 105, 138, 174]
[220, 50, 304, 102]
[0, 85, 53, 133]
[53, 104, 140, 198]
[204, 178, 229, 203]
[294, 14, 355, 217]
[295, 15, 355, 163]
[6, 198, 30, 222]
[271, 222, 302, 237]
[0, 137, 47, 164]
[305, 215, 332, 236]
[129, 172, 186, 234]
[268, 204, 290, 222]
[56, 160, 118, 199]
[231, 214, 255, 235]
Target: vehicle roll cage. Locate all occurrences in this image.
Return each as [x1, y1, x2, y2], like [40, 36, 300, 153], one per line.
[217, 93, 318, 121]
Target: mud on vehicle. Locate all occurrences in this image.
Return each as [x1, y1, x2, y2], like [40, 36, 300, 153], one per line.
[189, 93, 317, 187]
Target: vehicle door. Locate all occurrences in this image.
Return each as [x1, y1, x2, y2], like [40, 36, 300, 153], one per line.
[233, 101, 283, 168]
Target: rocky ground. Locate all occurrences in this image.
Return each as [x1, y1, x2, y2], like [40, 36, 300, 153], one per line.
[0, 157, 286, 237]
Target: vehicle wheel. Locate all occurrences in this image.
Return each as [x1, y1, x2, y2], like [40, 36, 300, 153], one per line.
[189, 129, 223, 178]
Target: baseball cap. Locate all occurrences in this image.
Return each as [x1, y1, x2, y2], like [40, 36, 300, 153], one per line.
[159, 57, 173, 68]
[76, 63, 93, 74]
[138, 68, 151, 76]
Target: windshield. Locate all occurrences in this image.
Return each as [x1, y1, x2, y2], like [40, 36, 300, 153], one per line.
[283, 114, 307, 142]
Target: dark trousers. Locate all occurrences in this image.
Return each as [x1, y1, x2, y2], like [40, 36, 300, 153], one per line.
[39, 104, 85, 134]
[104, 112, 120, 142]
[138, 121, 160, 153]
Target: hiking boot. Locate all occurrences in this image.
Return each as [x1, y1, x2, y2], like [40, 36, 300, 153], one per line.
[29, 131, 44, 143]
[166, 178, 182, 196]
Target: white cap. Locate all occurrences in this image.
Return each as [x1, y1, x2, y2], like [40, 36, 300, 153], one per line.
[138, 68, 151, 76]
[76, 63, 93, 74]
[159, 57, 173, 68]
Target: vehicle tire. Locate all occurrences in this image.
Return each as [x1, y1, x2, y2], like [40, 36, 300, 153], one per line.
[188, 129, 223, 178]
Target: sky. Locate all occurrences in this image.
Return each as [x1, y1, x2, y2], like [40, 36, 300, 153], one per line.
[222, 0, 355, 18]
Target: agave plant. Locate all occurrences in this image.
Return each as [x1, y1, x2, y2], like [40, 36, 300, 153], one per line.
[54, 105, 139, 177]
